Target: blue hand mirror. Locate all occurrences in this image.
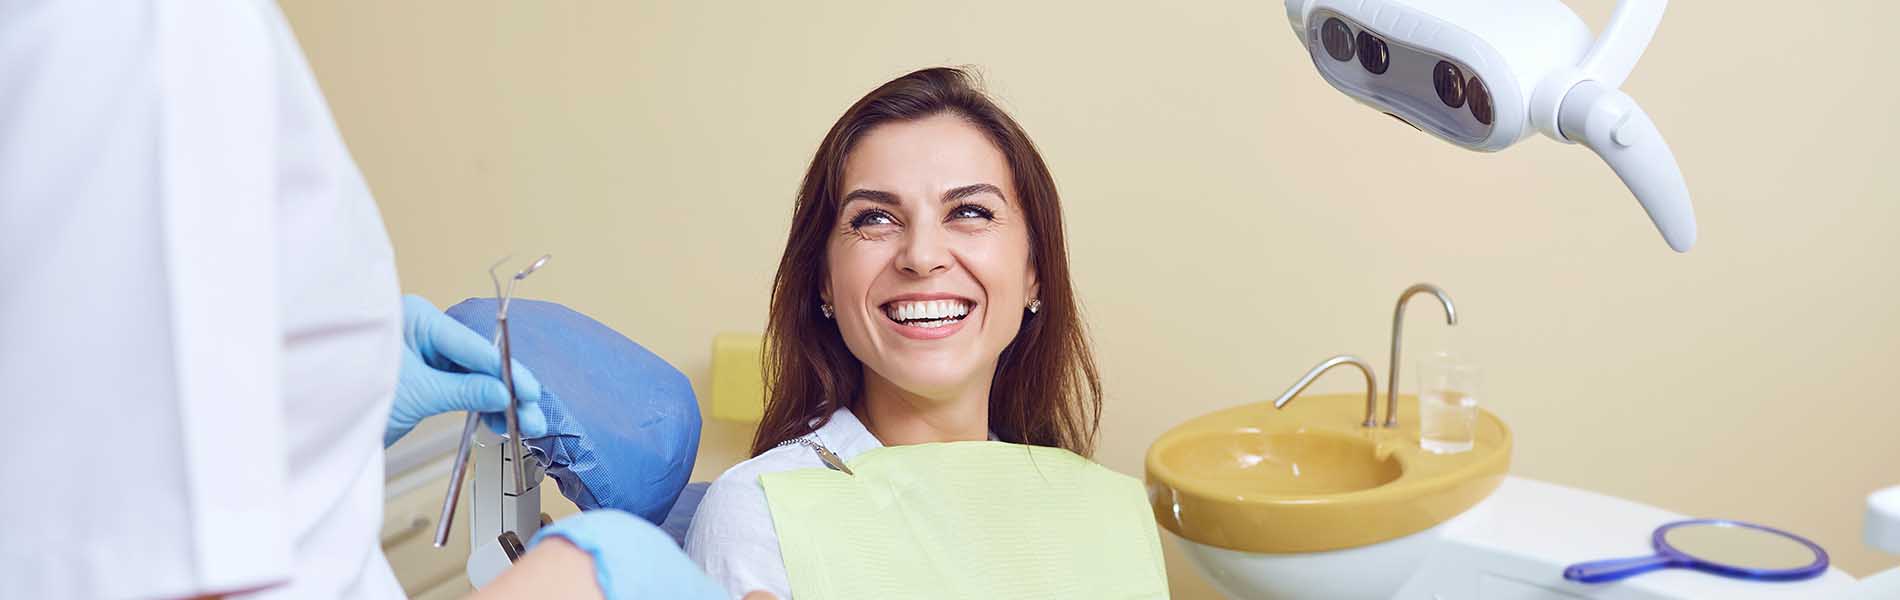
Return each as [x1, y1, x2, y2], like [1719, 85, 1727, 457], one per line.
[1564, 519, 1828, 584]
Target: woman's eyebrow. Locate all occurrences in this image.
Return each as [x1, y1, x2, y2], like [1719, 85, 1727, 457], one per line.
[944, 183, 1005, 204]
[842, 188, 900, 206]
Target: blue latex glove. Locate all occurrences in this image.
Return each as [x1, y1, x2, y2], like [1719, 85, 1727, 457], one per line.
[387, 294, 548, 447]
[528, 509, 728, 600]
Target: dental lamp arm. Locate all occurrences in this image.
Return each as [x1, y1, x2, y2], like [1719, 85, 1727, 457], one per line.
[1558, 80, 1697, 252]
[1580, 0, 1667, 89]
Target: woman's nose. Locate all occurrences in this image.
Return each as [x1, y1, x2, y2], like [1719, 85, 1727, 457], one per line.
[895, 226, 952, 276]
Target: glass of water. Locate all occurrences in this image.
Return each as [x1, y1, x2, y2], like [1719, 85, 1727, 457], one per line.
[1417, 352, 1482, 454]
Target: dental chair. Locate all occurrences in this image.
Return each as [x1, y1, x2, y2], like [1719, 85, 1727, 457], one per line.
[660, 481, 714, 546]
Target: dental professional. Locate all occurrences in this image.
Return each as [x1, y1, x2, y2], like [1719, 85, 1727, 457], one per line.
[0, 2, 755, 599]
[686, 67, 1121, 598]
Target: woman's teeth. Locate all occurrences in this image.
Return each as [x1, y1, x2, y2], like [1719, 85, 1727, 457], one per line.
[883, 299, 972, 328]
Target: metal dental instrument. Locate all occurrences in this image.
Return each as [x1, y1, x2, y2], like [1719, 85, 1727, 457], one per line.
[432, 254, 551, 548]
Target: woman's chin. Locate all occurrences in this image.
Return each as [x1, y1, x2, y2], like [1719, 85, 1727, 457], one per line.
[873, 364, 987, 401]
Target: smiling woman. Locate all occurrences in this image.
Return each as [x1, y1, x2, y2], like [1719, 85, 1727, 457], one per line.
[682, 66, 1108, 598]
[765, 66, 1101, 457]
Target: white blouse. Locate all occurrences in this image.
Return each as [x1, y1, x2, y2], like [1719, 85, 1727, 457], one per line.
[686, 408, 885, 599]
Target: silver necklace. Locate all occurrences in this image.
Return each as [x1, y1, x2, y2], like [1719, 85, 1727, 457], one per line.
[775, 436, 855, 476]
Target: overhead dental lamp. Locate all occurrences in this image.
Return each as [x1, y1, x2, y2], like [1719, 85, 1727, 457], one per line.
[1286, 0, 1697, 252]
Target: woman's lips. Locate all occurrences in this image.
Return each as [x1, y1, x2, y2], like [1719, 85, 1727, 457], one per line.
[880, 303, 972, 340]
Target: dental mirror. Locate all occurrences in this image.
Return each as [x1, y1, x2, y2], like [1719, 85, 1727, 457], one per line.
[1564, 519, 1828, 584]
[515, 254, 550, 280]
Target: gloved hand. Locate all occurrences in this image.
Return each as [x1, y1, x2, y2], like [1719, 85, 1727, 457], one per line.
[387, 294, 549, 447]
[528, 509, 731, 600]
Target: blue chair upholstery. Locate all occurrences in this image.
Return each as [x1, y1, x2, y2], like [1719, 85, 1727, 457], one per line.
[447, 299, 701, 526]
[660, 482, 712, 546]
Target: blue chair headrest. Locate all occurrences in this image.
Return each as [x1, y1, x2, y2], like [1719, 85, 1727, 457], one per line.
[447, 298, 700, 524]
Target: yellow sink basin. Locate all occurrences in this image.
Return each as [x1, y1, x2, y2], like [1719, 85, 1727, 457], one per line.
[1159, 430, 1402, 495]
[1146, 393, 1510, 554]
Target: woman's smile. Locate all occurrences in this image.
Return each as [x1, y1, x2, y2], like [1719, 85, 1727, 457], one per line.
[877, 293, 978, 340]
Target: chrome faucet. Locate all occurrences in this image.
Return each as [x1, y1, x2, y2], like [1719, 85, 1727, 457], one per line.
[1386, 284, 1457, 428]
[1273, 355, 1381, 427]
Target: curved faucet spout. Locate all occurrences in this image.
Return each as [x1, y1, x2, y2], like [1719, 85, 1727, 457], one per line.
[1387, 283, 1457, 428]
[1274, 355, 1381, 428]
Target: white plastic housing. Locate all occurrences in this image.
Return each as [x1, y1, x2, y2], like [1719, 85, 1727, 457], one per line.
[465, 428, 544, 588]
[1869, 485, 1900, 554]
[1286, 0, 1700, 252]
[1287, 0, 1592, 151]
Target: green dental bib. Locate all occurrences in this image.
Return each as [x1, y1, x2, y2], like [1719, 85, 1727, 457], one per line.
[759, 441, 1169, 599]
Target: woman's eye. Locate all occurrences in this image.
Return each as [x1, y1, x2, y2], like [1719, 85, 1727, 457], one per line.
[851, 209, 898, 229]
[949, 204, 995, 221]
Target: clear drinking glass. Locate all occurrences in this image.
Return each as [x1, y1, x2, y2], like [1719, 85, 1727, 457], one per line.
[1417, 352, 1482, 454]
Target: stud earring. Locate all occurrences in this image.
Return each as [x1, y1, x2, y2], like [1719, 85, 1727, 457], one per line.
[820, 304, 835, 319]
[1027, 299, 1042, 314]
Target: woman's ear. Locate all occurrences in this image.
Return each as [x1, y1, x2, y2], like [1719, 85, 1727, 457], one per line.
[1026, 269, 1040, 309]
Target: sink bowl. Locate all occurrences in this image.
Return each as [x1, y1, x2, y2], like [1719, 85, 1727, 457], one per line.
[1147, 393, 1510, 554]
[1156, 430, 1401, 495]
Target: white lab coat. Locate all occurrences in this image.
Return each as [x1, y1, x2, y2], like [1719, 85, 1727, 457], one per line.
[1, 0, 404, 598]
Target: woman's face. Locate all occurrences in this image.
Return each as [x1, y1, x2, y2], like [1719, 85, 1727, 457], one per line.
[824, 113, 1038, 403]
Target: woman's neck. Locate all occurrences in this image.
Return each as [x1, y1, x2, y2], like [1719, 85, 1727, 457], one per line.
[853, 370, 991, 446]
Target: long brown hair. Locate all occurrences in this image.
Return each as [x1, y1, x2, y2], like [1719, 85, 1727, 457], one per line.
[751, 66, 1102, 458]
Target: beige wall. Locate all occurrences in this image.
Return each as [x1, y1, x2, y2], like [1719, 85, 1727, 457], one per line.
[282, 1, 1900, 594]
